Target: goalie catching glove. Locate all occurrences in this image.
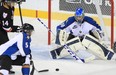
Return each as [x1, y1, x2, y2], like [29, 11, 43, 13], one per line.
[89, 29, 104, 41]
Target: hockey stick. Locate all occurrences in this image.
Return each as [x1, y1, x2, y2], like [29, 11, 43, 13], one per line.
[37, 18, 84, 63]
[17, 2, 24, 27]
[63, 45, 84, 63]
[30, 60, 49, 75]
[30, 60, 60, 75]
[37, 18, 56, 36]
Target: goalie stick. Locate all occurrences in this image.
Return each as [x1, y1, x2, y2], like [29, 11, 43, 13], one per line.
[37, 18, 84, 63]
[64, 44, 84, 63]
[37, 18, 56, 36]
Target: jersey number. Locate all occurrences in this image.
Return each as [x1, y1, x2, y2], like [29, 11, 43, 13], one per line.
[2, 21, 9, 26]
[25, 42, 29, 48]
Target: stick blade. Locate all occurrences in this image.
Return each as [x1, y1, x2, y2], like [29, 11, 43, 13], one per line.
[38, 69, 49, 72]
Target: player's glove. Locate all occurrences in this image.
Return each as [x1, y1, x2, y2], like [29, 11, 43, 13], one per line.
[17, 26, 23, 32]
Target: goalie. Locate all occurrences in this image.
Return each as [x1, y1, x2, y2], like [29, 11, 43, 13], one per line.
[50, 8, 114, 62]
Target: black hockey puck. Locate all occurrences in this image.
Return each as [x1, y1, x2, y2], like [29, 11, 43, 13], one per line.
[55, 68, 59, 71]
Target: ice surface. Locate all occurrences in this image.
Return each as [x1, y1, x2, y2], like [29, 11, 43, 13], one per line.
[11, 45, 116, 75]
[7, 17, 116, 75]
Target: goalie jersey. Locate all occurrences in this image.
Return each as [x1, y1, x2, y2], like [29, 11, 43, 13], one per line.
[0, 32, 31, 60]
[57, 16, 101, 37]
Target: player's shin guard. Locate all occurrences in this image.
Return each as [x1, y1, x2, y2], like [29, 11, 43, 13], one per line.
[22, 64, 30, 75]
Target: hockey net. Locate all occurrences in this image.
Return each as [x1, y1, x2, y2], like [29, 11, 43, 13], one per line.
[49, 0, 115, 48]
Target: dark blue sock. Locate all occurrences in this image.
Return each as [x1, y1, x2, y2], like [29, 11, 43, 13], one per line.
[22, 67, 30, 75]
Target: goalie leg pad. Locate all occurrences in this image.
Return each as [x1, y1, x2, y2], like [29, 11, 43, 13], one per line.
[50, 46, 64, 59]
[51, 37, 85, 59]
[50, 50, 57, 59]
[82, 34, 114, 60]
[76, 50, 96, 63]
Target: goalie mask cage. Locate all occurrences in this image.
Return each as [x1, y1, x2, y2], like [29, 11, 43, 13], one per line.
[48, 0, 115, 48]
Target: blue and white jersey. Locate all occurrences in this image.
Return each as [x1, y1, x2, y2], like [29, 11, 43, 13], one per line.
[0, 32, 31, 60]
[57, 16, 101, 37]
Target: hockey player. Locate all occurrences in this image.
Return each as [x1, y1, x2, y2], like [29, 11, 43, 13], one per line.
[56, 8, 102, 44]
[0, 0, 25, 73]
[50, 8, 114, 62]
[0, 0, 25, 45]
[0, 23, 34, 75]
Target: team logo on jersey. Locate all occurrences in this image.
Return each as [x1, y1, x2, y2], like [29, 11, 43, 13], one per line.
[3, 12, 8, 18]
[72, 25, 77, 29]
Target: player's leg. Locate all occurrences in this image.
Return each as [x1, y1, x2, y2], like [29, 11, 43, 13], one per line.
[0, 31, 15, 74]
[0, 32, 9, 45]
[22, 55, 30, 75]
[82, 34, 114, 60]
[12, 55, 25, 65]
[12, 55, 31, 75]
[0, 55, 12, 75]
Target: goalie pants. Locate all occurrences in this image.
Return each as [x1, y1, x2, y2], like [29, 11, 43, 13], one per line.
[0, 55, 28, 71]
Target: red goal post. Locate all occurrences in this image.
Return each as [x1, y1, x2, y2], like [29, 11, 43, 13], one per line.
[110, 0, 114, 48]
[48, 0, 115, 48]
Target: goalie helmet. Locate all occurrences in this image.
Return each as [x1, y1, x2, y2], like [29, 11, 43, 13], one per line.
[74, 8, 85, 24]
[23, 23, 34, 36]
